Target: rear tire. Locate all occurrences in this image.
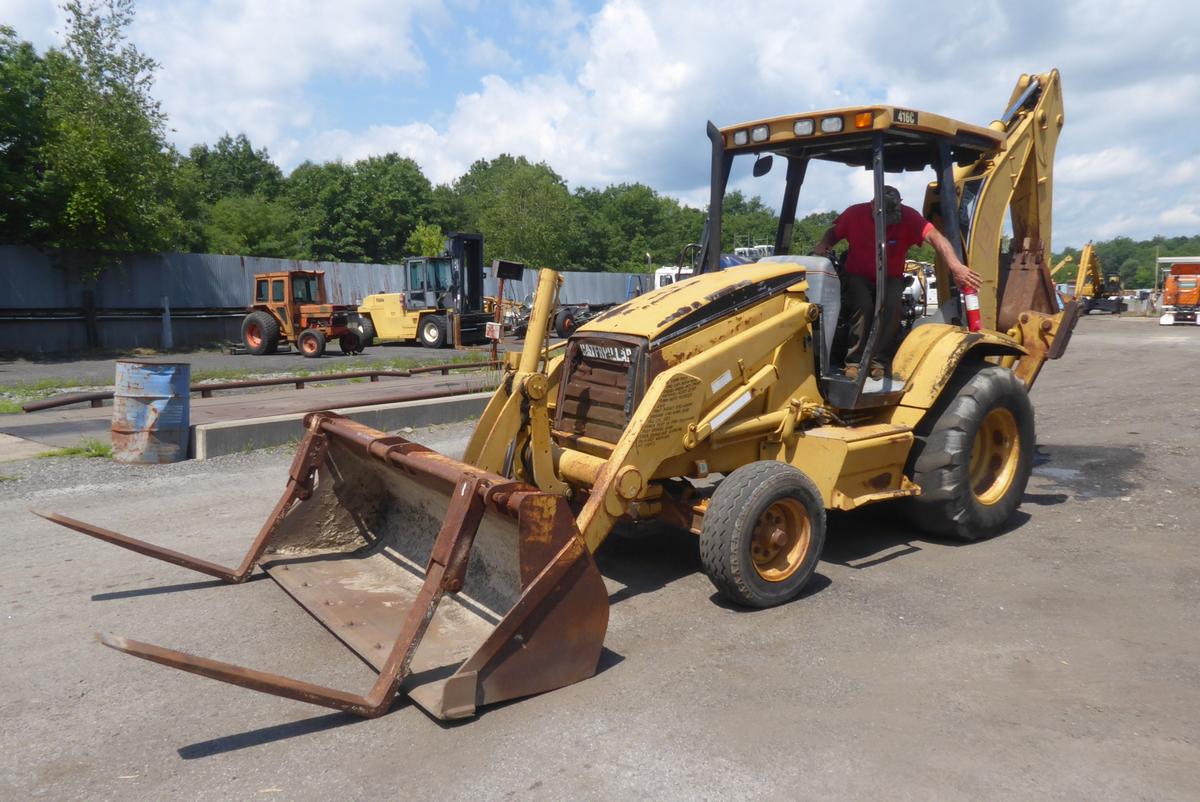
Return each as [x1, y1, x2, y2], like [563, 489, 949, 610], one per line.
[339, 331, 362, 355]
[555, 308, 577, 338]
[700, 462, 826, 608]
[901, 364, 1034, 540]
[298, 328, 326, 358]
[420, 316, 446, 349]
[241, 311, 279, 355]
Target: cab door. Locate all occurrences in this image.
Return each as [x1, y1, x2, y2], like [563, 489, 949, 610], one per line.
[405, 259, 437, 310]
[271, 278, 291, 336]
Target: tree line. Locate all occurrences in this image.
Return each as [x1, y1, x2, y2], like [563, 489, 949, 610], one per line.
[1, 3, 1194, 285]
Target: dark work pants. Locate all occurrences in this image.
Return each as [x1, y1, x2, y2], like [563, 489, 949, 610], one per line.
[843, 273, 903, 370]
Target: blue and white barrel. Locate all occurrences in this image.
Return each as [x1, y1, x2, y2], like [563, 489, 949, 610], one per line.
[111, 361, 191, 463]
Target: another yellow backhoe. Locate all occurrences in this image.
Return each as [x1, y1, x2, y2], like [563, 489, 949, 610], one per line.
[41, 70, 1076, 722]
[1071, 242, 1126, 314]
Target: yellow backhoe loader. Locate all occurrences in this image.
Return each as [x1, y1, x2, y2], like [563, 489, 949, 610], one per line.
[1071, 242, 1126, 314]
[40, 70, 1076, 721]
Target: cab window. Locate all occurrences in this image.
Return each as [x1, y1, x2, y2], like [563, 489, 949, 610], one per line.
[408, 261, 426, 291]
[271, 280, 284, 302]
[292, 275, 319, 302]
[256, 279, 268, 301]
[429, 257, 453, 291]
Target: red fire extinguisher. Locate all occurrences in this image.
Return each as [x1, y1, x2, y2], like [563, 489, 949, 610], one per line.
[963, 287, 982, 332]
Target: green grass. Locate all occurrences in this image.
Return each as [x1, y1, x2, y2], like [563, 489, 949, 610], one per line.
[36, 438, 113, 459]
[0, 474, 17, 482]
[0, 376, 108, 414]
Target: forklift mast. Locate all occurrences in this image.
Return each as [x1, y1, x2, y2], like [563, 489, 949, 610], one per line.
[446, 232, 485, 315]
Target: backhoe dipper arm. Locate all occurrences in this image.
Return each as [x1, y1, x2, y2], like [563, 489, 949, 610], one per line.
[957, 70, 1065, 333]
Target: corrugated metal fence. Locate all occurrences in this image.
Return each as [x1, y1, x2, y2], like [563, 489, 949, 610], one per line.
[0, 246, 650, 353]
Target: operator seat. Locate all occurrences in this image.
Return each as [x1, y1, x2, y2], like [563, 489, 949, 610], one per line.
[757, 255, 840, 370]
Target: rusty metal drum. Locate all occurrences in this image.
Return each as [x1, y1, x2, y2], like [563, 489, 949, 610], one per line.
[111, 360, 190, 463]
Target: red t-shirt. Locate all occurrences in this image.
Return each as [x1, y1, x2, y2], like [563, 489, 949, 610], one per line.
[833, 202, 934, 280]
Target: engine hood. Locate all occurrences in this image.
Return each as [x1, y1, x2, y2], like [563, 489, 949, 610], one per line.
[579, 260, 812, 345]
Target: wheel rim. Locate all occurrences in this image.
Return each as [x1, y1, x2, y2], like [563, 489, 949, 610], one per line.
[423, 323, 438, 342]
[749, 498, 811, 582]
[245, 324, 262, 348]
[970, 407, 1021, 505]
[301, 336, 317, 354]
[563, 316, 574, 333]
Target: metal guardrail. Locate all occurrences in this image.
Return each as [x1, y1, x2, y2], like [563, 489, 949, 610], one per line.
[21, 361, 501, 413]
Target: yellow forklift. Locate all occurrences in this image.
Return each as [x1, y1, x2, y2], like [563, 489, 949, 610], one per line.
[355, 233, 493, 348]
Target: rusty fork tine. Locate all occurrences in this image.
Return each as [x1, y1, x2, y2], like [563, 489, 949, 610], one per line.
[32, 423, 329, 584]
[33, 512, 247, 582]
[98, 633, 385, 716]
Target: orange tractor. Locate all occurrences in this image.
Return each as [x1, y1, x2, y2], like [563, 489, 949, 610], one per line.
[240, 271, 364, 357]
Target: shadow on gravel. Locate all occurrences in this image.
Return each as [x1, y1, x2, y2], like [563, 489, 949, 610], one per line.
[91, 574, 265, 601]
[597, 523, 702, 607]
[822, 506, 1032, 569]
[706, 573, 833, 611]
[178, 711, 362, 759]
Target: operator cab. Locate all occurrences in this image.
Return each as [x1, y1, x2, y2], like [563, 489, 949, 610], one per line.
[697, 104, 1004, 410]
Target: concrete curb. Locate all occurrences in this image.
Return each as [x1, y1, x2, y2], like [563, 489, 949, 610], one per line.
[190, 391, 493, 460]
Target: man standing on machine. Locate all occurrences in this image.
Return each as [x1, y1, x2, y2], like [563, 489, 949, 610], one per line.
[813, 185, 982, 379]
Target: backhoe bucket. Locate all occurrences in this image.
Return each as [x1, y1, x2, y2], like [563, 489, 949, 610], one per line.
[38, 412, 609, 719]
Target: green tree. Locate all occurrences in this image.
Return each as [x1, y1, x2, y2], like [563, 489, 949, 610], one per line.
[187, 132, 283, 202]
[33, 0, 184, 265]
[721, 191, 778, 252]
[474, 159, 579, 268]
[284, 154, 432, 263]
[791, 211, 837, 254]
[404, 220, 444, 256]
[202, 194, 301, 258]
[0, 27, 50, 244]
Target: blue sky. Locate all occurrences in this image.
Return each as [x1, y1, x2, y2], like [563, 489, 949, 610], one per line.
[4, 0, 1199, 249]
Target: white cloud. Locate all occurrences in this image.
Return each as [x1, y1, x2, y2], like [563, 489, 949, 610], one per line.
[1058, 147, 1152, 184]
[464, 29, 517, 71]
[131, 0, 447, 150]
[1160, 205, 1200, 228]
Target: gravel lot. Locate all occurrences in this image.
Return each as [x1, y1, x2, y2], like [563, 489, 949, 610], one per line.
[1, 316, 1197, 800]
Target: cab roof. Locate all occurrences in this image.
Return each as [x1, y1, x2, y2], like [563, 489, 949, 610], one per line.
[720, 104, 1004, 172]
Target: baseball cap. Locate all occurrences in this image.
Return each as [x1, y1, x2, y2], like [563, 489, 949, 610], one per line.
[883, 185, 902, 225]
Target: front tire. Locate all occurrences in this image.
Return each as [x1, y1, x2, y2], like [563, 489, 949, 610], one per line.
[902, 364, 1034, 540]
[298, 328, 327, 358]
[700, 462, 827, 608]
[420, 316, 447, 349]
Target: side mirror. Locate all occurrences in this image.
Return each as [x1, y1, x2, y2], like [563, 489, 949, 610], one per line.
[752, 154, 774, 177]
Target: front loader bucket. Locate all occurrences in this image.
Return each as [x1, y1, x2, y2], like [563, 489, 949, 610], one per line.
[38, 412, 609, 720]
